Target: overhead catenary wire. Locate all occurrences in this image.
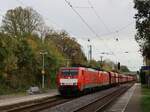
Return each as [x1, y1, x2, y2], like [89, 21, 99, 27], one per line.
[64, 0, 101, 39]
[73, 6, 92, 9]
[72, 0, 134, 39]
[88, 0, 111, 34]
[87, 0, 135, 40]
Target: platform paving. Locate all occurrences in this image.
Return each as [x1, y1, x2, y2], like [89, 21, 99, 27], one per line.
[103, 83, 141, 112]
[0, 89, 58, 107]
[124, 83, 141, 112]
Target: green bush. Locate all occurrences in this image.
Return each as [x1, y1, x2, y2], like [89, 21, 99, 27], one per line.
[141, 85, 150, 112]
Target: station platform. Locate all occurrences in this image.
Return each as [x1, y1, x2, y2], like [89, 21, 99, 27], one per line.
[0, 89, 58, 107]
[124, 83, 141, 112]
[104, 83, 141, 112]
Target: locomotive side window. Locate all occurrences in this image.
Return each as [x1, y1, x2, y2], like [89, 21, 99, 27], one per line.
[62, 70, 78, 76]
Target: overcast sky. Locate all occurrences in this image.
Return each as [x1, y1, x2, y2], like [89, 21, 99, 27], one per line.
[0, 0, 143, 71]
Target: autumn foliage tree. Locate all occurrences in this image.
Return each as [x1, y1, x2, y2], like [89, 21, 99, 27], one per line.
[134, 0, 150, 86]
[45, 30, 87, 66]
[1, 7, 43, 37]
[134, 0, 150, 60]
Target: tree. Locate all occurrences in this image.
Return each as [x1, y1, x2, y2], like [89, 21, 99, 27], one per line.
[37, 24, 53, 40]
[102, 59, 116, 71]
[45, 30, 87, 66]
[120, 65, 130, 72]
[134, 0, 150, 59]
[1, 7, 43, 37]
[134, 0, 150, 87]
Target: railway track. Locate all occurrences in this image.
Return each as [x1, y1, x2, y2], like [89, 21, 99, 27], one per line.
[73, 84, 132, 112]
[0, 95, 73, 112]
[0, 83, 133, 112]
[41, 83, 134, 112]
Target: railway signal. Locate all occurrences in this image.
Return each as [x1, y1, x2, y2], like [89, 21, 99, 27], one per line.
[118, 62, 120, 70]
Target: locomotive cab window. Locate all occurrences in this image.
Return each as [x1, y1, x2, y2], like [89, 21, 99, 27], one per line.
[62, 70, 78, 76]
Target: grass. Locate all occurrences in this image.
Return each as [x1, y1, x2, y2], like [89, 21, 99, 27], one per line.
[141, 85, 150, 112]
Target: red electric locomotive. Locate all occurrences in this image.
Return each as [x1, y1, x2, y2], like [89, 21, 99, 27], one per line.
[56, 67, 135, 95]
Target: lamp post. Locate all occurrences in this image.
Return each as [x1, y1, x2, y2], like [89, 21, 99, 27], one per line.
[88, 39, 92, 61]
[40, 50, 48, 89]
[40, 35, 48, 89]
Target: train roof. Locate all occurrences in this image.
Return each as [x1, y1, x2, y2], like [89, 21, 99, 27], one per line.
[60, 67, 99, 72]
[60, 67, 86, 70]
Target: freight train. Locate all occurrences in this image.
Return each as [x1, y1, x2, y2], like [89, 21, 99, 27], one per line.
[56, 67, 135, 95]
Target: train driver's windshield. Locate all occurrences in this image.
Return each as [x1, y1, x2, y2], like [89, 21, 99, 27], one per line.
[62, 70, 78, 76]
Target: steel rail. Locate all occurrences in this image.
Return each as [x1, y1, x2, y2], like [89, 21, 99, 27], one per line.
[1, 95, 72, 112]
[74, 84, 133, 112]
